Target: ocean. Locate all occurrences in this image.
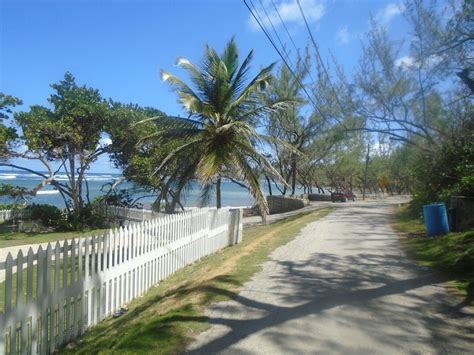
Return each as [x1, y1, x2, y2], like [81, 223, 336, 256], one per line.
[0, 170, 304, 209]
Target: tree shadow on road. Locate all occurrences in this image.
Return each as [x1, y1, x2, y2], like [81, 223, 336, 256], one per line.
[183, 203, 474, 354]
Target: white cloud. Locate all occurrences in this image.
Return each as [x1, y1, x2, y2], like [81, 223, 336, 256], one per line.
[99, 137, 112, 147]
[395, 54, 443, 69]
[336, 26, 350, 44]
[426, 54, 442, 67]
[248, 0, 325, 32]
[376, 2, 405, 24]
[395, 55, 414, 68]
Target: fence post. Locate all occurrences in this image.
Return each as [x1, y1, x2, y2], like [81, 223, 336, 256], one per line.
[228, 209, 243, 245]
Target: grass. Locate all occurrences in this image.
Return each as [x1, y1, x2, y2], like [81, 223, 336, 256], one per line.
[393, 204, 474, 307]
[0, 223, 106, 249]
[61, 208, 332, 354]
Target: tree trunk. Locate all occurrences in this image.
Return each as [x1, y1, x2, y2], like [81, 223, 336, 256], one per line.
[362, 143, 370, 201]
[216, 176, 222, 209]
[291, 158, 297, 195]
[265, 175, 273, 196]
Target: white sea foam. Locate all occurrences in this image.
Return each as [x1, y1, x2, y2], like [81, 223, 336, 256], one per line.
[52, 174, 116, 182]
[37, 190, 60, 195]
[0, 174, 18, 180]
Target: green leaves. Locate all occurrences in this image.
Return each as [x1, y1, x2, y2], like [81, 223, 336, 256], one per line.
[0, 92, 22, 156]
[15, 73, 110, 159]
[154, 38, 291, 215]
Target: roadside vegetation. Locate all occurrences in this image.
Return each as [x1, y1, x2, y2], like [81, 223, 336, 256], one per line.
[62, 208, 331, 354]
[394, 205, 474, 307]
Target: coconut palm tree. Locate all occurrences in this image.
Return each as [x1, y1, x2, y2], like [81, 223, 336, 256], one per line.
[144, 38, 290, 220]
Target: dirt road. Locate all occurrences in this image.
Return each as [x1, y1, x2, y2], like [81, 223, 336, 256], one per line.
[188, 197, 474, 354]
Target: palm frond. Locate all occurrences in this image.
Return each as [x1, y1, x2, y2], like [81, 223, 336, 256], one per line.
[232, 138, 288, 185]
[221, 37, 239, 80]
[134, 115, 202, 128]
[235, 98, 295, 121]
[230, 62, 276, 110]
[233, 154, 269, 217]
[199, 182, 215, 207]
[260, 134, 308, 158]
[153, 138, 203, 176]
[161, 70, 204, 109]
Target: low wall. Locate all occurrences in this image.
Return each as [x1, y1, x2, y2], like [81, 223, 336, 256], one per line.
[308, 193, 332, 202]
[450, 196, 474, 232]
[267, 195, 309, 214]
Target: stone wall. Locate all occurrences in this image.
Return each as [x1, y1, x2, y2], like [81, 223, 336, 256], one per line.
[243, 194, 309, 217]
[450, 196, 474, 232]
[267, 195, 309, 214]
[308, 193, 332, 202]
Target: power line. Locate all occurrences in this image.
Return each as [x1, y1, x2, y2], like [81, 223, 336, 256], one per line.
[256, 0, 294, 69]
[269, 0, 318, 86]
[295, 0, 348, 118]
[244, 0, 327, 120]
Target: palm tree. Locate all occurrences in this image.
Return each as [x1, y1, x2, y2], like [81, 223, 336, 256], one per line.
[145, 38, 290, 220]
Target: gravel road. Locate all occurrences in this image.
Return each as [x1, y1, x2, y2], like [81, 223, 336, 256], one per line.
[188, 197, 474, 354]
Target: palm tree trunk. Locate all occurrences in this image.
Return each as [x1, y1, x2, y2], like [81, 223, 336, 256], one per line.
[216, 176, 222, 209]
[265, 175, 273, 196]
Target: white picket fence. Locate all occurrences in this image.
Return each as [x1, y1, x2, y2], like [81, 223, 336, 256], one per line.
[0, 210, 31, 223]
[0, 207, 243, 355]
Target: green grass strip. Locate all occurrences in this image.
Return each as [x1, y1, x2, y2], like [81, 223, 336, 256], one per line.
[62, 208, 332, 354]
[393, 205, 474, 307]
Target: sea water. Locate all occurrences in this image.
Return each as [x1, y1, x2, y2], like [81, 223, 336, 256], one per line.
[0, 170, 302, 208]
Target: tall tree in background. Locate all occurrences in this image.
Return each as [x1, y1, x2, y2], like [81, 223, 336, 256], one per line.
[1, 73, 111, 228]
[0, 93, 22, 157]
[143, 38, 289, 220]
[264, 53, 340, 195]
[354, 0, 473, 206]
[107, 102, 196, 212]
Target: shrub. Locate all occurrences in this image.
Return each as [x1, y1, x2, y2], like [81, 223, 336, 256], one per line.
[25, 204, 64, 228]
[0, 203, 25, 210]
[60, 203, 109, 231]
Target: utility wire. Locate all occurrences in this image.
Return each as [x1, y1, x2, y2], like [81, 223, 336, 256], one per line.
[256, 0, 317, 102]
[295, 0, 348, 118]
[270, 0, 318, 87]
[244, 0, 328, 121]
[257, 0, 294, 70]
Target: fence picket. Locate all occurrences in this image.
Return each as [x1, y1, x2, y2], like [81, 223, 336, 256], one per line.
[44, 244, 53, 353]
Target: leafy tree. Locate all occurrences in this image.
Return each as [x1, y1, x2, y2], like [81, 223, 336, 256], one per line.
[107, 102, 191, 212]
[144, 38, 289, 220]
[0, 184, 30, 203]
[351, 0, 473, 211]
[0, 92, 22, 157]
[263, 55, 323, 194]
[1, 73, 111, 228]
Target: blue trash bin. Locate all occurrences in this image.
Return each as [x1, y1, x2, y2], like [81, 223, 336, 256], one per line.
[423, 203, 450, 236]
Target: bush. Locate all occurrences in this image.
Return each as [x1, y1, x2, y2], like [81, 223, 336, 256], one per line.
[60, 203, 109, 231]
[25, 204, 64, 228]
[0, 203, 25, 210]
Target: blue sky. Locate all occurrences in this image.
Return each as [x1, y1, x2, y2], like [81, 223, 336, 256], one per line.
[1, 0, 410, 173]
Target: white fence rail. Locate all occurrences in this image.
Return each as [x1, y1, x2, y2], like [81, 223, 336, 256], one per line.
[99, 205, 163, 223]
[0, 210, 32, 223]
[0, 208, 243, 354]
